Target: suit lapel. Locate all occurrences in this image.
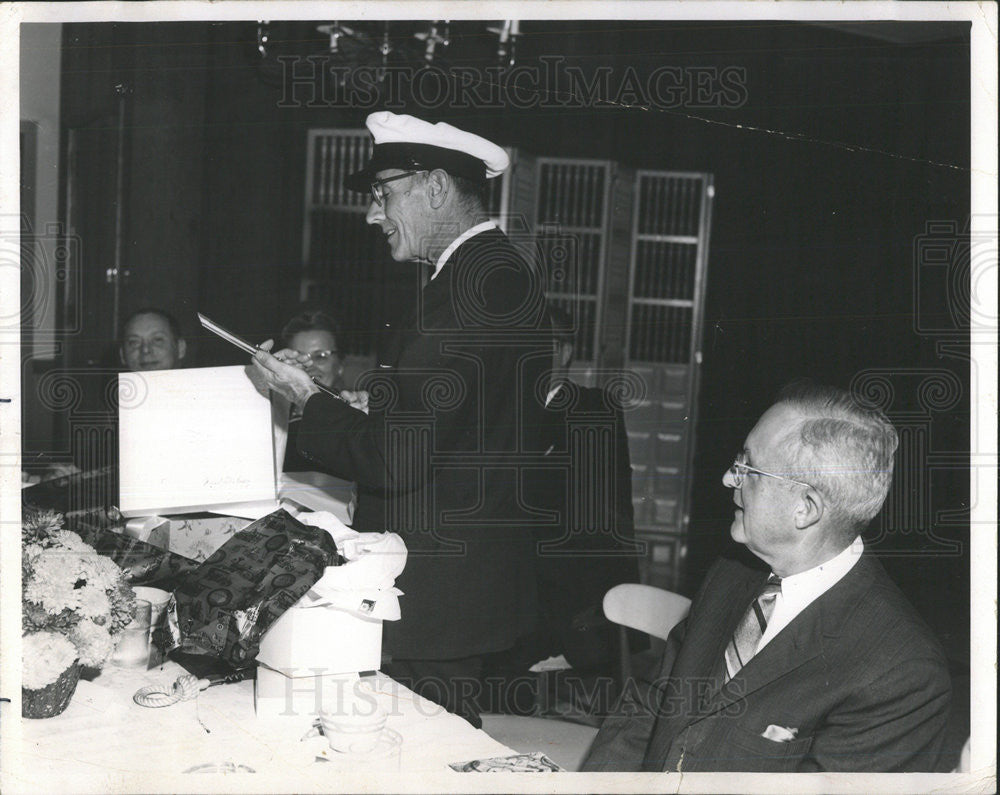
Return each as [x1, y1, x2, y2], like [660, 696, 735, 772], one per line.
[694, 552, 878, 721]
[693, 569, 765, 708]
[646, 552, 880, 770]
[701, 605, 825, 718]
[644, 563, 762, 768]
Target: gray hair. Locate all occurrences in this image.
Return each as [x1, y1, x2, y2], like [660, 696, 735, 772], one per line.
[774, 380, 899, 537]
[447, 173, 488, 214]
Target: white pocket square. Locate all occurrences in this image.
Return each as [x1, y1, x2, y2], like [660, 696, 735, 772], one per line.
[761, 724, 799, 743]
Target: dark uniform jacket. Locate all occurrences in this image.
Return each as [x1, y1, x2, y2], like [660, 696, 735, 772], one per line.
[296, 227, 551, 660]
[583, 552, 952, 773]
[529, 381, 640, 665]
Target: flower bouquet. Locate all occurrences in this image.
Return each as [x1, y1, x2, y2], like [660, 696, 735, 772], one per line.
[21, 508, 136, 718]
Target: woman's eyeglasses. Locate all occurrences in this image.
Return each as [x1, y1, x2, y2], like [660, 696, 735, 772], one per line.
[298, 349, 338, 362]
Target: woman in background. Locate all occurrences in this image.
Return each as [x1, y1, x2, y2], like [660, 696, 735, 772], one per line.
[277, 309, 363, 522]
[279, 310, 346, 392]
[279, 310, 345, 473]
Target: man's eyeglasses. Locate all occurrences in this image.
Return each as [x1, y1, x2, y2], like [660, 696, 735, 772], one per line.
[124, 336, 171, 351]
[728, 451, 812, 489]
[369, 171, 425, 207]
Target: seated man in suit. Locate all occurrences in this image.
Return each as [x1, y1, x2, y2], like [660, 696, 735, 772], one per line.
[583, 381, 951, 773]
[34, 307, 190, 509]
[119, 308, 187, 372]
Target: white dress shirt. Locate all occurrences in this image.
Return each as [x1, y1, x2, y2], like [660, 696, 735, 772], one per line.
[757, 536, 864, 653]
[429, 220, 498, 280]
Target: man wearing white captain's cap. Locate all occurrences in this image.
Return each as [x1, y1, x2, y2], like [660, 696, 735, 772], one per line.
[251, 112, 552, 727]
[345, 111, 510, 269]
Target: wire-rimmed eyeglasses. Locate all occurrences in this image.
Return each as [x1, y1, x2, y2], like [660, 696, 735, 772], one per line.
[728, 451, 812, 489]
[369, 170, 425, 207]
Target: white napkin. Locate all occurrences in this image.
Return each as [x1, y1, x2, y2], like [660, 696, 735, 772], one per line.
[296, 511, 407, 621]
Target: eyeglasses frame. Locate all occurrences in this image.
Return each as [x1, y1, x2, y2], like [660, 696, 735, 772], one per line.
[298, 349, 339, 363]
[369, 170, 426, 207]
[729, 451, 813, 490]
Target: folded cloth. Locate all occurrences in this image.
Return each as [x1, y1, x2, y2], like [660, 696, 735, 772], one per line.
[298, 586, 403, 621]
[296, 511, 407, 620]
[295, 510, 358, 546]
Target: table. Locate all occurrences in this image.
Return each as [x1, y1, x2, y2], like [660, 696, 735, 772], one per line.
[11, 659, 519, 792]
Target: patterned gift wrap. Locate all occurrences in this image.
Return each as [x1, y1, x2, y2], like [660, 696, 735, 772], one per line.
[80, 525, 199, 590]
[22, 663, 81, 719]
[169, 509, 342, 667]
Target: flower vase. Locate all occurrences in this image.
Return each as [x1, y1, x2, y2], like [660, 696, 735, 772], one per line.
[22, 662, 81, 719]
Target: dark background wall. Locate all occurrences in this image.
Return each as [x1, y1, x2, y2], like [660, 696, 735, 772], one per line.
[48, 20, 970, 664]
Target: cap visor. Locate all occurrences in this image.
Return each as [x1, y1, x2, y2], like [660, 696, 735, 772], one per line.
[344, 166, 375, 193]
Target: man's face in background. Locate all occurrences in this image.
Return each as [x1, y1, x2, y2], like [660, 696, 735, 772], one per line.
[120, 312, 185, 371]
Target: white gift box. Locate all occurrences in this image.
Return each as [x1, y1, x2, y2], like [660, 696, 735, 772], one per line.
[253, 665, 360, 719]
[118, 366, 285, 518]
[257, 601, 384, 676]
[253, 518, 406, 718]
[254, 600, 383, 718]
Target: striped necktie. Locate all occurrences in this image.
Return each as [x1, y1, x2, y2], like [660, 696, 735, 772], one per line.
[724, 575, 782, 681]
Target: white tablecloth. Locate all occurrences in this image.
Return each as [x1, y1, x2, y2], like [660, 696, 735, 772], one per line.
[11, 660, 517, 792]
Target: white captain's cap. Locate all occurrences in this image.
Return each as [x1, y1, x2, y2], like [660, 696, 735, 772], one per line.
[344, 111, 509, 192]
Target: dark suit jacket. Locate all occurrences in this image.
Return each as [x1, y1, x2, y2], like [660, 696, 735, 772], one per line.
[583, 553, 952, 773]
[296, 227, 551, 660]
[528, 382, 641, 663]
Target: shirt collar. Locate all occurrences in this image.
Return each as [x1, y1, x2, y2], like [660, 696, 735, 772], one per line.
[774, 535, 864, 606]
[430, 220, 497, 281]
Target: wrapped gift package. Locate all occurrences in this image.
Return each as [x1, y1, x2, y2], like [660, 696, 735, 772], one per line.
[113, 513, 252, 562]
[167, 509, 341, 668]
[123, 515, 171, 550]
[80, 522, 200, 590]
[162, 513, 250, 562]
[252, 514, 408, 717]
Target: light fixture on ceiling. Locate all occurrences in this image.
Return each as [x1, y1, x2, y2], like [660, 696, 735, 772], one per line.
[488, 20, 520, 67]
[414, 21, 450, 63]
[316, 22, 354, 55]
[256, 20, 271, 59]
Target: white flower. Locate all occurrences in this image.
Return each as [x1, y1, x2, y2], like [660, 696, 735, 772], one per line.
[77, 586, 110, 620]
[23, 549, 82, 614]
[76, 552, 119, 593]
[22, 543, 44, 563]
[69, 620, 116, 667]
[22, 528, 133, 675]
[22, 631, 77, 690]
[51, 530, 92, 553]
